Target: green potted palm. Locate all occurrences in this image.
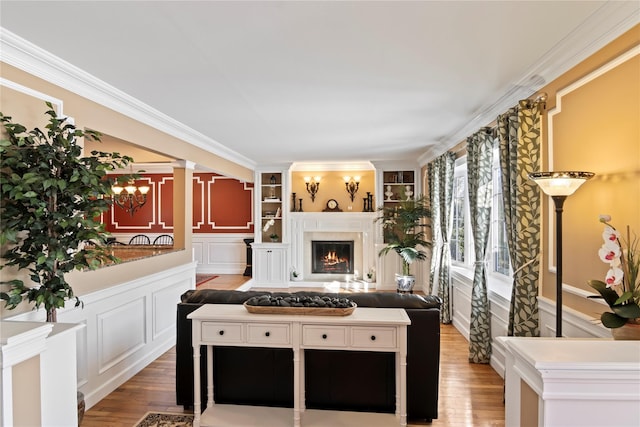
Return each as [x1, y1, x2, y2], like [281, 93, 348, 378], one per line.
[375, 195, 431, 292]
[0, 103, 135, 322]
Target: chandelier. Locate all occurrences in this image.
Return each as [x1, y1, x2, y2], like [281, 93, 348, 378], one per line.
[112, 180, 150, 216]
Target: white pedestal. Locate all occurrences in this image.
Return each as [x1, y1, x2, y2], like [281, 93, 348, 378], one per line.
[500, 337, 640, 427]
[1, 321, 83, 427]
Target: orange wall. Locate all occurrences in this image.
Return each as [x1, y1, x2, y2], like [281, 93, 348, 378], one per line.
[105, 173, 253, 233]
[536, 25, 639, 316]
[290, 170, 376, 212]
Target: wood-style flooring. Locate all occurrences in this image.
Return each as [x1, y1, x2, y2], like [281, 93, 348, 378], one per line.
[82, 275, 505, 426]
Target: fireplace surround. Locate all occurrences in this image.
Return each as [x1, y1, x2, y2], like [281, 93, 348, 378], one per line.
[289, 212, 378, 283]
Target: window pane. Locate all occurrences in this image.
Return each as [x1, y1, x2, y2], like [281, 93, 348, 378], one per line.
[450, 175, 465, 262]
[492, 164, 511, 275]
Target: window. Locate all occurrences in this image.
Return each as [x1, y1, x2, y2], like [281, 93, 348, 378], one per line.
[450, 173, 466, 263]
[491, 161, 511, 276]
[451, 147, 512, 279]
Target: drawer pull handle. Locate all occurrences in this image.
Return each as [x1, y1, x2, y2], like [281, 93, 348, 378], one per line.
[371, 335, 376, 341]
[322, 334, 327, 339]
[218, 330, 225, 336]
[265, 331, 270, 337]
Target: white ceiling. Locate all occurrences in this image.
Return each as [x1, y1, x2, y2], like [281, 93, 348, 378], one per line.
[1, 1, 638, 168]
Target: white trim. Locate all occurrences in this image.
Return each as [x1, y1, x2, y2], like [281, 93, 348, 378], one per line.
[0, 77, 64, 115]
[545, 45, 640, 272]
[0, 27, 256, 171]
[291, 161, 375, 172]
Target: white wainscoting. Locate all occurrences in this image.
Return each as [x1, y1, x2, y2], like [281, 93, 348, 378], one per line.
[192, 233, 253, 274]
[6, 261, 197, 409]
[450, 270, 610, 379]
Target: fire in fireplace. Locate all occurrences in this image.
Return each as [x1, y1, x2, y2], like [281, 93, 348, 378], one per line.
[311, 240, 354, 274]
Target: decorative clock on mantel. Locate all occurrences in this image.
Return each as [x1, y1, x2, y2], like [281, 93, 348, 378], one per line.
[323, 199, 342, 212]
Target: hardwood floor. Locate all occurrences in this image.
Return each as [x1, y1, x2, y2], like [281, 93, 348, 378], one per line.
[82, 275, 505, 426]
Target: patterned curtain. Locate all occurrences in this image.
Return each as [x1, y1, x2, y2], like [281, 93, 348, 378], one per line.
[497, 100, 542, 337]
[427, 153, 455, 323]
[466, 128, 494, 363]
[428, 162, 440, 296]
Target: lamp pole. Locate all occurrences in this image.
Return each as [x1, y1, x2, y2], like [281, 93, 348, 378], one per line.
[552, 195, 566, 337]
[529, 171, 594, 338]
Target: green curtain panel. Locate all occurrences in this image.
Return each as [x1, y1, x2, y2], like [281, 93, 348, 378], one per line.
[427, 162, 439, 296]
[497, 100, 542, 337]
[427, 153, 455, 323]
[466, 128, 494, 363]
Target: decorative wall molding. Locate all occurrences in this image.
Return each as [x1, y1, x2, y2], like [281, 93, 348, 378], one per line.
[157, 176, 173, 230]
[6, 261, 196, 409]
[0, 28, 256, 173]
[105, 173, 253, 234]
[0, 77, 64, 115]
[545, 45, 639, 272]
[193, 176, 206, 231]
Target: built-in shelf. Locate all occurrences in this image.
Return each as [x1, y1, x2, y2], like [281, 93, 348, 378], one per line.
[260, 172, 283, 243]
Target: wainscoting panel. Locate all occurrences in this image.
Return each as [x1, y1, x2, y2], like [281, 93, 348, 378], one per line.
[6, 261, 197, 410]
[97, 298, 147, 374]
[193, 233, 253, 274]
[153, 281, 190, 340]
[451, 269, 611, 379]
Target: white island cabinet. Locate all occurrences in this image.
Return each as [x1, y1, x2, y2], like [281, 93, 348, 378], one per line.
[500, 337, 640, 427]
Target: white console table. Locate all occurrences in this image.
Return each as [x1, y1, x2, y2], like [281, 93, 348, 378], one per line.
[188, 304, 410, 427]
[500, 337, 640, 427]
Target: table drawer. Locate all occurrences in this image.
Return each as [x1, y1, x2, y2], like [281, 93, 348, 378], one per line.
[351, 327, 397, 349]
[247, 323, 291, 345]
[302, 325, 348, 347]
[201, 322, 243, 344]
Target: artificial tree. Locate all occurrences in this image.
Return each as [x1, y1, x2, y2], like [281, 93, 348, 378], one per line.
[0, 103, 134, 321]
[376, 195, 431, 291]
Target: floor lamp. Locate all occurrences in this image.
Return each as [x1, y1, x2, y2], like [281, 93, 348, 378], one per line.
[529, 171, 594, 337]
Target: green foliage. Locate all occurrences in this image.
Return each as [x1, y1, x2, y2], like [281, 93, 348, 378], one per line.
[588, 280, 640, 328]
[375, 195, 431, 276]
[0, 103, 135, 320]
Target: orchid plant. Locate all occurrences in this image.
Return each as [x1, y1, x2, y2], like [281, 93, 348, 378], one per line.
[588, 215, 640, 328]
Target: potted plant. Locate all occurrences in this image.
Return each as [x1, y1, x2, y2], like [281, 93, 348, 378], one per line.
[0, 103, 135, 322]
[269, 233, 279, 242]
[375, 195, 431, 293]
[588, 215, 640, 339]
[365, 267, 375, 283]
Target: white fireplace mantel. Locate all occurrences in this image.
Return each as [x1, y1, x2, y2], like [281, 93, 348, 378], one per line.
[287, 212, 379, 283]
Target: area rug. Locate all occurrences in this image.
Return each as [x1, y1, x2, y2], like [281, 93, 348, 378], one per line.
[195, 274, 218, 287]
[134, 411, 193, 427]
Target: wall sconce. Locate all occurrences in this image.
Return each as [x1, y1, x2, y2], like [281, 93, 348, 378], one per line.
[304, 176, 321, 202]
[344, 176, 360, 202]
[112, 180, 150, 216]
[529, 171, 594, 337]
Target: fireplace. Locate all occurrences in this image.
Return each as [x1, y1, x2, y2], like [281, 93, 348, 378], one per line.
[311, 240, 354, 274]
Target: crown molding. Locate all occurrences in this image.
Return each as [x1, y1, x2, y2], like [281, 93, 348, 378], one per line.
[417, 1, 640, 166]
[0, 27, 256, 171]
[290, 161, 375, 172]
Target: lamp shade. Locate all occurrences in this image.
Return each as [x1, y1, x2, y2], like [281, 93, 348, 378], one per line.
[529, 171, 594, 196]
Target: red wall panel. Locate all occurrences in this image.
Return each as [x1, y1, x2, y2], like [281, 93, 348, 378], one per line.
[105, 173, 254, 234]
